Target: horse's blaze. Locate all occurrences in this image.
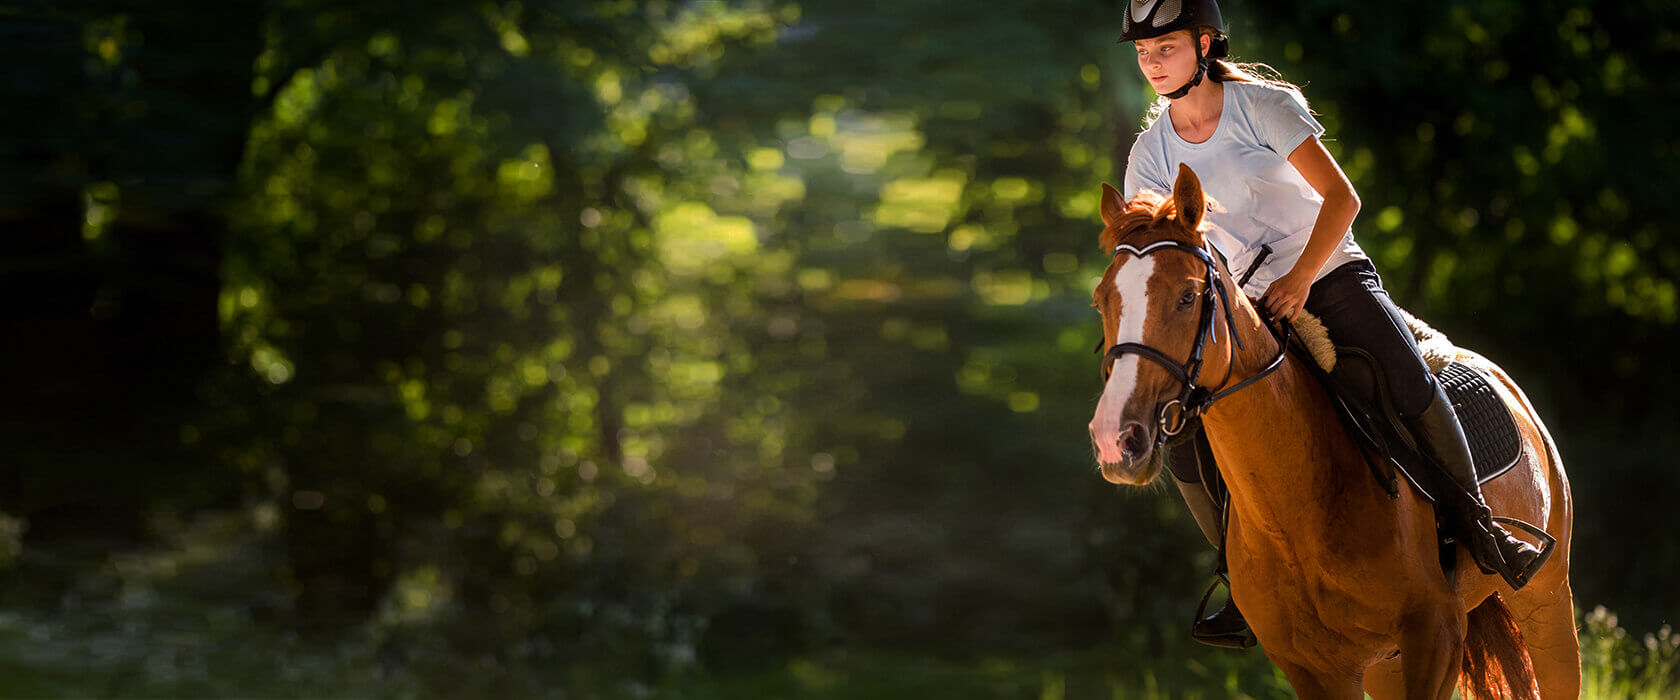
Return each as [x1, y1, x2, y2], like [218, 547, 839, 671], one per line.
[1091, 256, 1155, 479]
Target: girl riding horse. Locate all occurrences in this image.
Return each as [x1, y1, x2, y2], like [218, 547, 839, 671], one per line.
[1103, 0, 1549, 648]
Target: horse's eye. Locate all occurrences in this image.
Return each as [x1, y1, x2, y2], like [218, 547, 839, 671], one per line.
[1178, 290, 1196, 308]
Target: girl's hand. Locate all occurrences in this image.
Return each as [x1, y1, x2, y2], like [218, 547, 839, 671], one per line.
[1262, 269, 1312, 320]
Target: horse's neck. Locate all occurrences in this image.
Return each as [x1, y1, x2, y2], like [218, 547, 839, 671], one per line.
[1199, 300, 1363, 534]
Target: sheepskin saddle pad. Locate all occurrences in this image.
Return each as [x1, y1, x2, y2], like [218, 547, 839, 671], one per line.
[1287, 310, 1523, 487]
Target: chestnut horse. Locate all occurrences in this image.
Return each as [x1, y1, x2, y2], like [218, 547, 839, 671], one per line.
[1086, 164, 1578, 699]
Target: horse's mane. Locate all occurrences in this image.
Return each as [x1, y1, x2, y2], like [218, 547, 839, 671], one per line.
[1098, 189, 1208, 252]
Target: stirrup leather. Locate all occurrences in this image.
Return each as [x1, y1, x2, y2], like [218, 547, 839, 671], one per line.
[1192, 575, 1257, 650]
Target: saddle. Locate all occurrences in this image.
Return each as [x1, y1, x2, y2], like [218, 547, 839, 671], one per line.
[1288, 309, 1523, 497]
[1284, 309, 1548, 580]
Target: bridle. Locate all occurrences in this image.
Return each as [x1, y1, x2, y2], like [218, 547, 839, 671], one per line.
[1095, 239, 1291, 450]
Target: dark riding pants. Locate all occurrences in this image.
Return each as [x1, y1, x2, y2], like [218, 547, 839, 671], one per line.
[1302, 259, 1436, 418]
[1169, 259, 1437, 484]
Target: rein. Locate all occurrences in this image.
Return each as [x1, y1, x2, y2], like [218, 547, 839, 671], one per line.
[1097, 240, 1291, 450]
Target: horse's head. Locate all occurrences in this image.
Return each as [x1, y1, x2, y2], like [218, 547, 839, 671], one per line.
[1088, 164, 1232, 485]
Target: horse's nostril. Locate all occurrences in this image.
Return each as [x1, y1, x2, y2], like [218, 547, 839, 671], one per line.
[1121, 423, 1148, 456]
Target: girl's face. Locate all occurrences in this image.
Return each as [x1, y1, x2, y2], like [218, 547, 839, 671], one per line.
[1134, 30, 1206, 94]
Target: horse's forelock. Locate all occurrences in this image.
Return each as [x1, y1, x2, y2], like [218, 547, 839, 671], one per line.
[1098, 190, 1189, 252]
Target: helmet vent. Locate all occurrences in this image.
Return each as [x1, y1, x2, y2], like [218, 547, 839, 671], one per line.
[1117, 0, 1224, 45]
[1153, 0, 1182, 28]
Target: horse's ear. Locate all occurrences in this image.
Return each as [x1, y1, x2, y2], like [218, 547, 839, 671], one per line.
[1173, 163, 1205, 233]
[1100, 182, 1125, 227]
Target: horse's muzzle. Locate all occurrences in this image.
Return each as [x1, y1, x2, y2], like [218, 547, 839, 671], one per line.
[1095, 421, 1156, 484]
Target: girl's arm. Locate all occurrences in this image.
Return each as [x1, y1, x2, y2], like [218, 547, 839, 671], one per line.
[1260, 135, 1361, 319]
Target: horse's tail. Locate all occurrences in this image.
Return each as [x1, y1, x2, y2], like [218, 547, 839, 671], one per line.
[1459, 592, 1538, 700]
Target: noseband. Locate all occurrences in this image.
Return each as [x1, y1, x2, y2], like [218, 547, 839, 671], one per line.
[1097, 239, 1291, 450]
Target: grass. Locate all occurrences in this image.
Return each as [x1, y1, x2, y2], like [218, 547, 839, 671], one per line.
[656, 647, 1294, 700]
[0, 513, 1673, 698]
[1580, 605, 1680, 699]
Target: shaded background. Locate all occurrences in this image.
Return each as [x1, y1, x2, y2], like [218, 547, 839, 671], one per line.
[1, 0, 1676, 696]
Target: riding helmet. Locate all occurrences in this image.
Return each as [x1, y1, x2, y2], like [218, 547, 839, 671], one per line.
[1117, 0, 1230, 59]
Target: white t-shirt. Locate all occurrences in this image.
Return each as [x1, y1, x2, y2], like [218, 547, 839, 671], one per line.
[1123, 80, 1368, 296]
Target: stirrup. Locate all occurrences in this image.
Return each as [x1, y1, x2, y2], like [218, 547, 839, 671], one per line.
[1192, 576, 1257, 650]
[1490, 515, 1558, 590]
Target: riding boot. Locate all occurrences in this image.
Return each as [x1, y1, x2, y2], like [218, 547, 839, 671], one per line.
[1172, 474, 1222, 549]
[1407, 383, 1551, 590]
[1170, 443, 1256, 650]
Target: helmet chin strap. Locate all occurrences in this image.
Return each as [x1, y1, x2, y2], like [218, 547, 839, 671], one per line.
[1162, 41, 1211, 100]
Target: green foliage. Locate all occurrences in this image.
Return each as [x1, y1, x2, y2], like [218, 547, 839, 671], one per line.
[0, 513, 1670, 697]
[205, 0, 829, 683]
[1238, 1, 1680, 430]
[655, 648, 1294, 700]
[1581, 606, 1680, 699]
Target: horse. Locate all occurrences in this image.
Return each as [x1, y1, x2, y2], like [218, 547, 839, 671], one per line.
[1085, 164, 1579, 699]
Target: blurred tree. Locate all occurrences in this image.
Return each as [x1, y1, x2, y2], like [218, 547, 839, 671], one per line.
[0, 0, 261, 533]
[212, 0, 835, 685]
[688, 0, 1223, 655]
[1242, 1, 1680, 428]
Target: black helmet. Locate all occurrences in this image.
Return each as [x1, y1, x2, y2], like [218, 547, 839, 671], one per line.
[1117, 0, 1229, 60]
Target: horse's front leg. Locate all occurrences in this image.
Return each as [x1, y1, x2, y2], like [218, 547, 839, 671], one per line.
[1270, 658, 1364, 700]
[1360, 655, 1405, 699]
[1398, 605, 1467, 700]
